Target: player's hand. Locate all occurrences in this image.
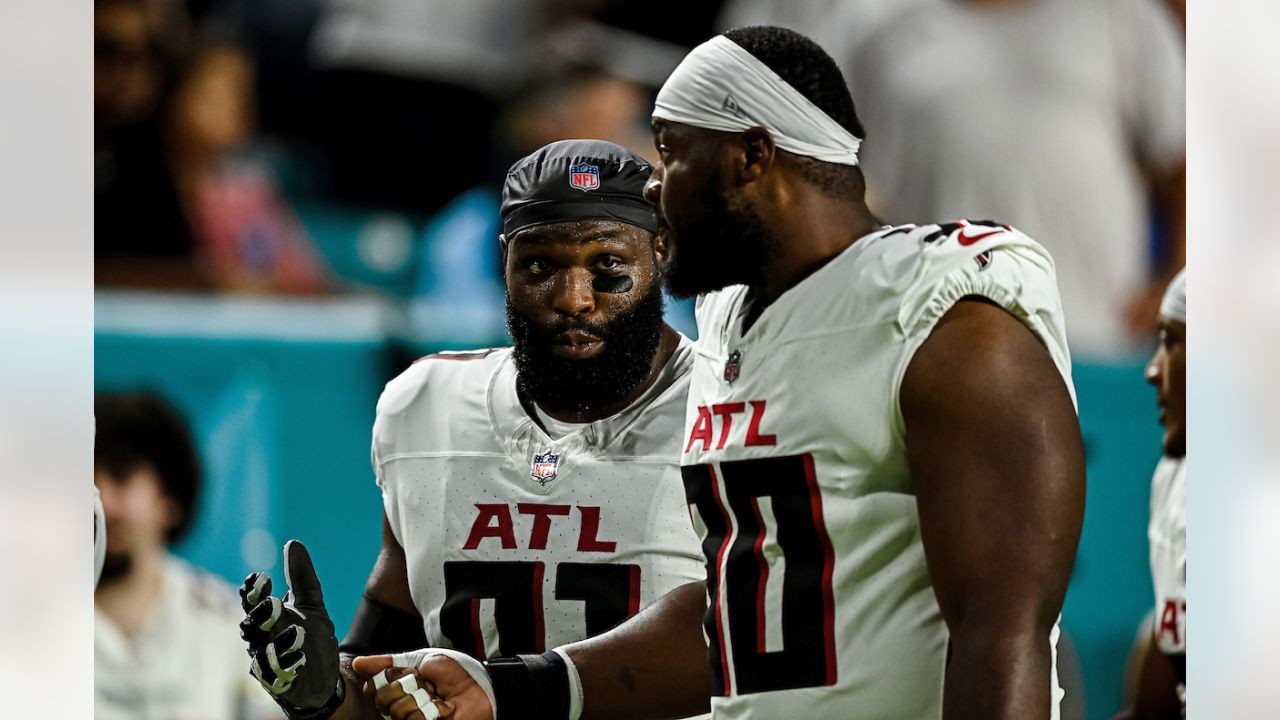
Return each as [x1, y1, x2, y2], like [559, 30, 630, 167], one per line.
[240, 540, 343, 718]
[353, 654, 492, 720]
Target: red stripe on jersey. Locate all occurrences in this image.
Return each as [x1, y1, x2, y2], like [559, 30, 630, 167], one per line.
[803, 453, 838, 686]
[750, 496, 770, 654]
[628, 564, 642, 618]
[709, 465, 734, 695]
[532, 561, 546, 653]
[469, 598, 485, 660]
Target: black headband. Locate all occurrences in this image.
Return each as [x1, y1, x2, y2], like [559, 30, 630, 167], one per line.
[500, 139, 658, 239]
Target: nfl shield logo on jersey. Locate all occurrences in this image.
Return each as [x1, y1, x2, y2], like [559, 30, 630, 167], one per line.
[568, 163, 600, 192]
[531, 451, 560, 485]
[723, 350, 742, 383]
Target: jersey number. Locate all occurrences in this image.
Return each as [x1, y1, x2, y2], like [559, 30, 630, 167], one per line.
[439, 561, 640, 658]
[683, 454, 837, 695]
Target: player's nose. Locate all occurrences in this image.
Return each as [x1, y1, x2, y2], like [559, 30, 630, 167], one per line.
[643, 164, 663, 204]
[1145, 349, 1164, 387]
[551, 268, 596, 317]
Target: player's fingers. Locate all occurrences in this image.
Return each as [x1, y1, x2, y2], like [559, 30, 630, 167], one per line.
[239, 597, 284, 645]
[387, 690, 431, 720]
[273, 624, 305, 655]
[250, 647, 292, 696]
[283, 540, 326, 607]
[239, 572, 272, 613]
[351, 654, 396, 679]
[373, 672, 416, 713]
[265, 641, 306, 687]
[363, 665, 413, 705]
[391, 674, 442, 719]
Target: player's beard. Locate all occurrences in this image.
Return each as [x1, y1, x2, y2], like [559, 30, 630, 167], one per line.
[507, 281, 666, 416]
[662, 164, 774, 299]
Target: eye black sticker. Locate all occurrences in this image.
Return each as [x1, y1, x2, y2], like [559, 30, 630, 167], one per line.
[593, 276, 633, 294]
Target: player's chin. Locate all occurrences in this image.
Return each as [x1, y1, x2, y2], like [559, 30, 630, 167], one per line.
[663, 261, 734, 299]
[1163, 426, 1187, 458]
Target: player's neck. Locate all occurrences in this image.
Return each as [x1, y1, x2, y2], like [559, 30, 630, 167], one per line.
[751, 194, 879, 309]
[94, 546, 167, 638]
[537, 325, 681, 424]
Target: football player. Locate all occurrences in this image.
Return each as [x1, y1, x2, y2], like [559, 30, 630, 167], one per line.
[1115, 269, 1186, 720]
[377, 26, 1086, 720]
[237, 140, 706, 720]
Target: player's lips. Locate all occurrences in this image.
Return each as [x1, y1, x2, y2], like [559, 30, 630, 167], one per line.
[552, 330, 605, 360]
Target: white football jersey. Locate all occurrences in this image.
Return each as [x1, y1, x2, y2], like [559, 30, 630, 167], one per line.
[1149, 455, 1186, 656]
[372, 340, 706, 659]
[683, 222, 1073, 719]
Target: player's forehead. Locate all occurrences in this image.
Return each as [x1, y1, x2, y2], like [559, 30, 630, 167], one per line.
[508, 220, 649, 252]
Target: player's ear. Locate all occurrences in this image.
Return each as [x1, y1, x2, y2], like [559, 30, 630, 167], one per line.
[738, 127, 776, 183]
[652, 229, 669, 265]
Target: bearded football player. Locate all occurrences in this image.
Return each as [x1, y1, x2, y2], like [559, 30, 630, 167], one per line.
[237, 140, 707, 720]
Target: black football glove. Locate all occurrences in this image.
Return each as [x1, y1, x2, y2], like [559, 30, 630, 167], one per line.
[240, 540, 345, 719]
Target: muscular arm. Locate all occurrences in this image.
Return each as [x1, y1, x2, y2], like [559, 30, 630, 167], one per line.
[333, 514, 422, 720]
[1113, 620, 1182, 720]
[562, 580, 712, 720]
[902, 298, 1086, 720]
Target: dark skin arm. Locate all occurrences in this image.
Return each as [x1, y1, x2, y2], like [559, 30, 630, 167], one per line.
[1113, 622, 1182, 720]
[902, 298, 1086, 720]
[331, 514, 422, 720]
[566, 580, 711, 719]
[356, 581, 711, 720]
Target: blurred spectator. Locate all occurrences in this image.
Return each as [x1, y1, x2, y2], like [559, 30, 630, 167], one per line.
[845, 0, 1185, 360]
[168, 42, 331, 294]
[291, 0, 541, 212]
[95, 0, 204, 288]
[94, 391, 280, 720]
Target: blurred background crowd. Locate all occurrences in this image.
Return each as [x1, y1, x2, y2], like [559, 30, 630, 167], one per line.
[94, 0, 1184, 718]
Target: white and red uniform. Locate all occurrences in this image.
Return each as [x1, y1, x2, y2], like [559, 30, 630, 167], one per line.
[682, 222, 1073, 719]
[1148, 455, 1186, 710]
[372, 340, 705, 659]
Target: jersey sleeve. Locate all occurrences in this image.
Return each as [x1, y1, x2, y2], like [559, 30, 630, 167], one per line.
[892, 226, 1077, 427]
[370, 360, 436, 546]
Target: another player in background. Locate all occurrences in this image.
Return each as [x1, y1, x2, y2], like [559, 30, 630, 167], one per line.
[238, 140, 706, 720]
[1115, 269, 1187, 720]
[94, 391, 281, 720]
[375, 25, 1086, 720]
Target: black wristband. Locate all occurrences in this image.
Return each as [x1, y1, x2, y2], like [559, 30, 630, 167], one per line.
[484, 651, 571, 720]
[282, 677, 346, 720]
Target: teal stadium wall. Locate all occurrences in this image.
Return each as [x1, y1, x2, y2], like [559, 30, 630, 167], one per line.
[95, 293, 1159, 720]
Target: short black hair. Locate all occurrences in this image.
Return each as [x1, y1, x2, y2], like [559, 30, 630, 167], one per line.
[95, 391, 201, 543]
[722, 26, 865, 198]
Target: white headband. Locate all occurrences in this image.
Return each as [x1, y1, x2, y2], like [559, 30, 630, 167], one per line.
[1160, 268, 1186, 324]
[653, 36, 863, 166]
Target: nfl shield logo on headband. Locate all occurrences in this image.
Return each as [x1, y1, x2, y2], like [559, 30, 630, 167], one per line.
[569, 163, 600, 192]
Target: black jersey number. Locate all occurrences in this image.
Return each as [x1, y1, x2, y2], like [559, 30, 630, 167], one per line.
[682, 454, 837, 695]
[440, 560, 640, 659]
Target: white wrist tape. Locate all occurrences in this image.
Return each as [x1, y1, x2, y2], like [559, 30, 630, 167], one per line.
[390, 648, 498, 720]
[551, 648, 584, 720]
[654, 35, 862, 166]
